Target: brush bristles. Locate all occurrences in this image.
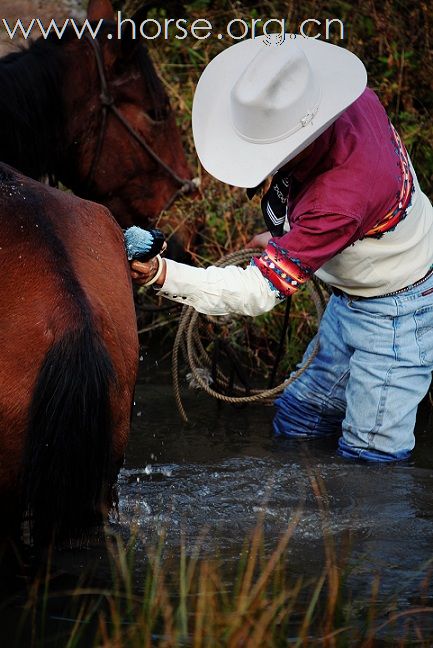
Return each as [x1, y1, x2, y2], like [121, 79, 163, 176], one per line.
[124, 227, 165, 262]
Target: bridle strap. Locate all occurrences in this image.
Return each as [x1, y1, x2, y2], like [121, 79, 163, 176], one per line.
[84, 35, 196, 201]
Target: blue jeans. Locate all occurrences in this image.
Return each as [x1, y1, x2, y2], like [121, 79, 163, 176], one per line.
[273, 271, 433, 462]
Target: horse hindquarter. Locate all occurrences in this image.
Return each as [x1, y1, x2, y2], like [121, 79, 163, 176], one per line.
[0, 171, 138, 543]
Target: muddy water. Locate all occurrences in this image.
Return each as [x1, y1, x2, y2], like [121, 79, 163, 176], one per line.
[118, 353, 433, 619]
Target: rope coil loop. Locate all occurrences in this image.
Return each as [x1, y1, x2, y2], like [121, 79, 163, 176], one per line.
[172, 249, 326, 422]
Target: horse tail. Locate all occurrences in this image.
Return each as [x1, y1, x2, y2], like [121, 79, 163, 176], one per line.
[22, 319, 117, 545]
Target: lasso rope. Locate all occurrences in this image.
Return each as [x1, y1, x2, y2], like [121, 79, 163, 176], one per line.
[172, 249, 326, 422]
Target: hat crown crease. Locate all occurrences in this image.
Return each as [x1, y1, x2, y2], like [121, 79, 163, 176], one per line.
[230, 41, 321, 144]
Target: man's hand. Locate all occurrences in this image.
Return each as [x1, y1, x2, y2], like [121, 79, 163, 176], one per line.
[130, 257, 167, 287]
[245, 231, 272, 250]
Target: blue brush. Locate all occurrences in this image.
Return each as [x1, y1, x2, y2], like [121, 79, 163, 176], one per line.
[124, 226, 166, 262]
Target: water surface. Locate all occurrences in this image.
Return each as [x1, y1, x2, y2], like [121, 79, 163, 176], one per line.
[119, 355, 433, 622]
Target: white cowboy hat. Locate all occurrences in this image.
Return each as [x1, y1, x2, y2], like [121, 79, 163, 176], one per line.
[192, 35, 367, 188]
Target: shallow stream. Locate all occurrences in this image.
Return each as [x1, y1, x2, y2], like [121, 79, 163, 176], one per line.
[114, 354, 433, 628]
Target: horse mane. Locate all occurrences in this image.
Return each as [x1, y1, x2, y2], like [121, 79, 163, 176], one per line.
[0, 24, 168, 183]
[0, 37, 67, 181]
[136, 44, 170, 122]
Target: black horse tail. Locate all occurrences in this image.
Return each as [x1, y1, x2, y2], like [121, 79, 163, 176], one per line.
[22, 321, 116, 546]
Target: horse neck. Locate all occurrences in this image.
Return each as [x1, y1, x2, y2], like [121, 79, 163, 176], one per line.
[0, 40, 66, 181]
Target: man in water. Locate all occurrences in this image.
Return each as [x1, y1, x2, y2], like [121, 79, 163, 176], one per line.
[131, 35, 433, 463]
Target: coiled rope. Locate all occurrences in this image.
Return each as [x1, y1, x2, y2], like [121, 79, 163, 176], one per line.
[172, 249, 327, 422]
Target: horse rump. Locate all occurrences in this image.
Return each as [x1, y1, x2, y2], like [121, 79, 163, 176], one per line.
[22, 320, 118, 546]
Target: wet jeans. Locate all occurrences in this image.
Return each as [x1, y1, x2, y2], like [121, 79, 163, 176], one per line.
[273, 270, 433, 462]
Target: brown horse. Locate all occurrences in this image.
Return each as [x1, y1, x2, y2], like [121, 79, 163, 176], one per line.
[0, 0, 194, 545]
[0, 0, 197, 258]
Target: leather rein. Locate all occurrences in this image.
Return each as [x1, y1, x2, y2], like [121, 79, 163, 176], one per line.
[85, 35, 196, 210]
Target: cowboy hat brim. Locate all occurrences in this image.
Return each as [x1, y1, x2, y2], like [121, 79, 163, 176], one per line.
[192, 35, 367, 188]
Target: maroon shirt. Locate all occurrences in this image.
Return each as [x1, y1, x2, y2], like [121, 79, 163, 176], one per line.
[254, 88, 413, 296]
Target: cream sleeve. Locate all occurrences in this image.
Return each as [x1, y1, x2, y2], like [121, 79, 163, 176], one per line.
[155, 259, 283, 316]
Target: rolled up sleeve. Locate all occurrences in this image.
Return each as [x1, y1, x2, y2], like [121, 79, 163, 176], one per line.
[253, 212, 361, 296]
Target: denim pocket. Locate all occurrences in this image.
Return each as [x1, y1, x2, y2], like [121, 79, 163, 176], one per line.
[346, 299, 395, 320]
[414, 304, 433, 366]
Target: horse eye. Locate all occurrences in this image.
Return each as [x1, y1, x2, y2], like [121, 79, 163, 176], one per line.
[146, 105, 171, 123]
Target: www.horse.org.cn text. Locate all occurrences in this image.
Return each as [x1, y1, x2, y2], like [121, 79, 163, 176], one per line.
[0, 14, 346, 42]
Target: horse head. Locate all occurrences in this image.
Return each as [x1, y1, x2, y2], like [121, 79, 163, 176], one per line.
[67, 4, 194, 209]
[0, 1, 199, 259]
[2, 0, 198, 259]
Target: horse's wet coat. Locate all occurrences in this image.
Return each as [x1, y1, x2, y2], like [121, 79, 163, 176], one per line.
[0, 165, 138, 542]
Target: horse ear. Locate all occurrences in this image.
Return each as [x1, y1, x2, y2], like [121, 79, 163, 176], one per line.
[120, 3, 173, 57]
[120, 5, 152, 59]
[130, 5, 154, 26]
[87, 0, 115, 22]
[121, 3, 184, 45]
